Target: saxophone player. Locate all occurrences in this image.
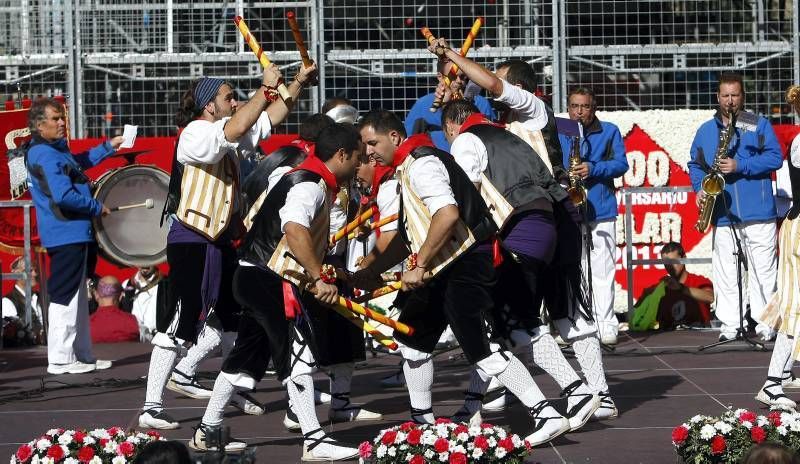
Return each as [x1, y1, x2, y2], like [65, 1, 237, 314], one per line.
[558, 88, 629, 345]
[688, 72, 782, 342]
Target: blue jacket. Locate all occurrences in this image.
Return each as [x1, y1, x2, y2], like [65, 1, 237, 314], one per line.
[404, 93, 495, 152]
[688, 112, 782, 226]
[27, 136, 115, 248]
[558, 118, 629, 222]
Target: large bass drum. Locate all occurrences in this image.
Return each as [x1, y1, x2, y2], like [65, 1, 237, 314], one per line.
[92, 165, 169, 267]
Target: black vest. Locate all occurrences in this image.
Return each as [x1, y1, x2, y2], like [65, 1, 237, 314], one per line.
[787, 160, 800, 220]
[4, 287, 41, 327]
[238, 170, 323, 265]
[398, 146, 496, 246]
[241, 145, 308, 217]
[162, 138, 183, 225]
[542, 108, 570, 184]
[466, 123, 568, 209]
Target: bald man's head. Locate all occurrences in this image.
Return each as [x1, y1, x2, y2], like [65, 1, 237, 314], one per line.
[95, 275, 122, 306]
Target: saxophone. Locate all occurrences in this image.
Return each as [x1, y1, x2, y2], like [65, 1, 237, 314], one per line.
[566, 134, 587, 207]
[694, 110, 738, 233]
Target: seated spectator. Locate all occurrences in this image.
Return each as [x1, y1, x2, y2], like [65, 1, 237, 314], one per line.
[132, 440, 192, 464]
[122, 267, 162, 342]
[632, 242, 714, 330]
[741, 442, 800, 464]
[2, 256, 44, 345]
[89, 276, 139, 343]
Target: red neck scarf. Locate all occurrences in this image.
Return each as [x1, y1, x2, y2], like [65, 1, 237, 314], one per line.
[392, 134, 436, 168]
[369, 165, 395, 199]
[291, 155, 340, 195]
[291, 138, 316, 157]
[459, 112, 505, 134]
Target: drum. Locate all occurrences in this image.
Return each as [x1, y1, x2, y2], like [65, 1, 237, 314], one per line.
[92, 165, 169, 267]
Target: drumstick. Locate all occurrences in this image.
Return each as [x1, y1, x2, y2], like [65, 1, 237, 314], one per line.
[421, 27, 460, 112]
[304, 281, 413, 335]
[347, 213, 399, 240]
[286, 11, 312, 68]
[110, 198, 154, 212]
[233, 16, 292, 102]
[329, 304, 398, 350]
[353, 281, 402, 303]
[431, 18, 483, 111]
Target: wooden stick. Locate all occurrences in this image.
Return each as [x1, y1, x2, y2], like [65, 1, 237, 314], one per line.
[431, 18, 483, 110]
[353, 281, 402, 303]
[347, 213, 399, 240]
[330, 205, 376, 246]
[337, 295, 414, 335]
[233, 16, 292, 101]
[329, 304, 398, 350]
[286, 11, 312, 68]
[421, 27, 458, 112]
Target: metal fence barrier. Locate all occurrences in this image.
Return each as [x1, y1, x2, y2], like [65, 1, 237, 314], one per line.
[0, 200, 35, 348]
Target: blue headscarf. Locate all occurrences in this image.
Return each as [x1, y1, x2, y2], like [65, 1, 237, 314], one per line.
[193, 77, 226, 112]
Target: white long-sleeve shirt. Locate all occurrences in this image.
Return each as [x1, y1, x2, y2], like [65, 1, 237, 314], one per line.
[407, 156, 457, 215]
[495, 79, 549, 132]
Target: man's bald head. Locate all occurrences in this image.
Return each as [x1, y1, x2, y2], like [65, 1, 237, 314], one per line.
[95, 275, 122, 306]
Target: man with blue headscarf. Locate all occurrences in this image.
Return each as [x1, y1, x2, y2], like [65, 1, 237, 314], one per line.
[139, 61, 318, 432]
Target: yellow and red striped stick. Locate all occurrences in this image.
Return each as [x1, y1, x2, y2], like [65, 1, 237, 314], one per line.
[286, 11, 313, 68]
[233, 16, 292, 101]
[431, 18, 483, 110]
[330, 205, 376, 246]
[329, 304, 398, 350]
[347, 213, 399, 240]
[421, 27, 459, 111]
[338, 295, 414, 335]
[354, 281, 402, 303]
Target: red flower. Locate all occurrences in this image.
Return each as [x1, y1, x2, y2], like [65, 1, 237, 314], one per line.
[453, 425, 469, 436]
[400, 422, 416, 432]
[117, 441, 135, 457]
[710, 435, 726, 455]
[381, 430, 398, 446]
[435, 418, 452, 425]
[671, 426, 689, 445]
[524, 440, 532, 451]
[499, 437, 515, 452]
[473, 435, 489, 450]
[768, 411, 782, 426]
[434, 437, 450, 453]
[46, 445, 65, 461]
[146, 430, 161, 439]
[73, 431, 86, 444]
[449, 452, 467, 464]
[99, 438, 109, 447]
[751, 426, 767, 444]
[107, 427, 122, 436]
[358, 441, 372, 459]
[480, 423, 494, 429]
[738, 411, 757, 424]
[410, 455, 425, 464]
[407, 429, 423, 445]
[77, 446, 95, 463]
[15, 444, 33, 463]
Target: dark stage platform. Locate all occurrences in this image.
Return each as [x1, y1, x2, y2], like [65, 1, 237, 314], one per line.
[0, 330, 784, 463]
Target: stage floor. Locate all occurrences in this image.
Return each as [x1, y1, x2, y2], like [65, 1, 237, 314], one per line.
[0, 329, 784, 463]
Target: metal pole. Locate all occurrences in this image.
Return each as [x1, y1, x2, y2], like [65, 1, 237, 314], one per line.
[316, 0, 326, 108]
[167, 0, 174, 53]
[523, 0, 532, 46]
[237, 0, 244, 54]
[65, 0, 77, 139]
[74, 1, 85, 138]
[624, 190, 635, 321]
[20, 0, 30, 55]
[794, 0, 800, 123]
[23, 206, 32, 327]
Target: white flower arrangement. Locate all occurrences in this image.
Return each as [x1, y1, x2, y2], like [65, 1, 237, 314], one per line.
[11, 427, 164, 464]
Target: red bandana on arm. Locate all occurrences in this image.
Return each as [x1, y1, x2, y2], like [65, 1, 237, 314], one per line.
[392, 134, 436, 168]
[459, 112, 505, 134]
[290, 154, 340, 195]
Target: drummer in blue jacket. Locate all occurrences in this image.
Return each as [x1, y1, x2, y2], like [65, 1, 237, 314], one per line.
[26, 97, 123, 375]
[558, 87, 629, 346]
[688, 72, 782, 343]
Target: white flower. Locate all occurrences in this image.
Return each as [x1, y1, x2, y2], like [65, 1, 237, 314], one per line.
[778, 425, 788, 436]
[35, 439, 51, 451]
[90, 429, 110, 440]
[757, 417, 770, 427]
[422, 431, 436, 446]
[512, 435, 523, 447]
[376, 445, 387, 458]
[111, 457, 126, 464]
[40, 458, 54, 464]
[487, 437, 497, 447]
[89, 457, 103, 464]
[45, 430, 60, 437]
[690, 415, 705, 424]
[82, 436, 95, 446]
[457, 432, 468, 442]
[468, 426, 481, 437]
[471, 448, 484, 459]
[104, 441, 117, 453]
[126, 436, 139, 444]
[424, 449, 435, 459]
[494, 447, 507, 459]
[713, 421, 732, 435]
[699, 424, 717, 440]
[742, 421, 753, 430]
[437, 452, 449, 462]
[789, 420, 800, 432]
[64, 458, 79, 464]
[57, 433, 73, 445]
[388, 447, 397, 457]
[497, 429, 507, 440]
[400, 444, 408, 450]
[30, 456, 39, 464]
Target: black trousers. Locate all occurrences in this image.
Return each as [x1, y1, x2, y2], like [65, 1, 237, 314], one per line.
[394, 250, 497, 364]
[47, 242, 97, 306]
[492, 250, 549, 340]
[223, 266, 365, 382]
[157, 243, 241, 343]
[543, 200, 589, 321]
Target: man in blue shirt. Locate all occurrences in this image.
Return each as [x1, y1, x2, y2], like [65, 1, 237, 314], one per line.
[558, 87, 629, 345]
[26, 98, 123, 375]
[688, 72, 782, 343]
[404, 61, 495, 151]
